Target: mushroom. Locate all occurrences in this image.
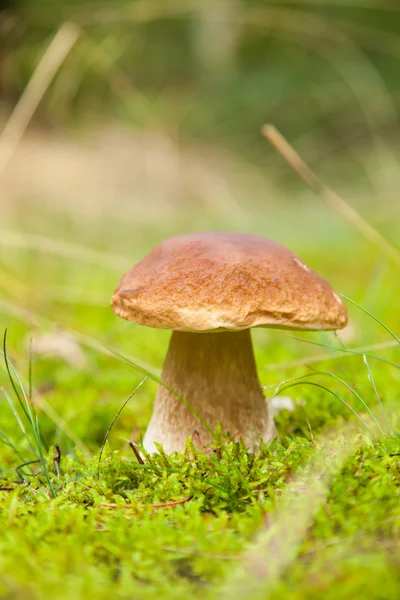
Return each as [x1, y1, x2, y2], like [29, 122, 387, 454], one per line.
[111, 232, 347, 453]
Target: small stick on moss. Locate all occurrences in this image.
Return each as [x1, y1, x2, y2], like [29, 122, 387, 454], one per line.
[161, 546, 238, 560]
[306, 419, 315, 445]
[128, 441, 144, 465]
[354, 455, 366, 478]
[192, 430, 208, 453]
[53, 444, 61, 477]
[262, 124, 400, 268]
[192, 430, 217, 457]
[16, 475, 40, 495]
[100, 494, 193, 510]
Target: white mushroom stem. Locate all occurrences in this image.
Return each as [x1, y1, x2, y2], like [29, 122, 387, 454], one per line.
[143, 330, 274, 454]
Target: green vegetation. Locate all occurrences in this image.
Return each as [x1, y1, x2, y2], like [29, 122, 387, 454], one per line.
[1, 350, 400, 600]
[2, 430, 400, 600]
[1, 221, 400, 598]
[3, 0, 400, 189]
[2, 1, 400, 598]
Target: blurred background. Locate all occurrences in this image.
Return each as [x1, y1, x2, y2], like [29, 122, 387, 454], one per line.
[2, 0, 400, 229]
[1, 0, 400, 453]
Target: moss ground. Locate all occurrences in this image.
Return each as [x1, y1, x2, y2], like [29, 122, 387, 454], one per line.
[1, 208, 400, 599]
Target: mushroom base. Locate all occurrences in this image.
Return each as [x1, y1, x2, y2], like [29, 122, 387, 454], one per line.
[143, 330, 274, 454]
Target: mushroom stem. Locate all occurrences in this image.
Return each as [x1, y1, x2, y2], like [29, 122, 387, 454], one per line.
[143, 330, 274, 453]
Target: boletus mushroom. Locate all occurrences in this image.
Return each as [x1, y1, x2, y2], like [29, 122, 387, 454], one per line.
[111, 232, 347, 453]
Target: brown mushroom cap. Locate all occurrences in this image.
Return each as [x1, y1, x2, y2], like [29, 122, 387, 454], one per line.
[111, 232, 348, 332]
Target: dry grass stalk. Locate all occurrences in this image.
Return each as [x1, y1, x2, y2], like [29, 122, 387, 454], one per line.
[100, 495, 193, 510]
[0, 22, 79, 181]
[262, 124, 400, 268]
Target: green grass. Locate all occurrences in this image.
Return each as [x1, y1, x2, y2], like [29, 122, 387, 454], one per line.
[2, 1, 400, 596]
[1, 206, 400, 599]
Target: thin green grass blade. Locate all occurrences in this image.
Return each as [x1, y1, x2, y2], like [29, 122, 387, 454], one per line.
[264, 371, 328, 391]
[271, 369, 384, 436]
[106, 345, 214, 436]
[2, 388, 38, 458]
[363, 355, 391, 434]
[1, 332, 41, 456]
[265, 340, 398, 372]
[32, 414, 55, 497]
[98, 375, 148, 475]
[1, 354, 90, 456]
[315, 369, 385, 437]
[341, 294, 400, 344]
[1, 330, 32, 423]
[272, 380, 376, 440]
[291, 336, 400, 370]
[2, 330, 54, 497]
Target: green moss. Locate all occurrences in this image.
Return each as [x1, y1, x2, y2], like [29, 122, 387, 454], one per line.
[1, 213, 400, 598]
[1, 430, 400, 599]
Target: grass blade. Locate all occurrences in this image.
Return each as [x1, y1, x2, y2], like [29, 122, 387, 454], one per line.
[2, 388, 38, 458]
[2, 330, 55, 497]
[1, 330, 31, 423]
[363, 355, 390, 434]
[272, 380, 376, 440]
[262, 124, 400, 267]
[33, 414, 55, 497]
[271, 369, 384, 436]
[341, 294, 400, 344]
[98, 376, 148, 474]
[107, 345, 214, 436]
[291, 336, 400, 370]
[315, 369, 385, 437]
[264, 339, 398, 372]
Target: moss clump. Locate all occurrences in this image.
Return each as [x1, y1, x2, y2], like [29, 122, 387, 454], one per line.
[0, 432, 399, 600]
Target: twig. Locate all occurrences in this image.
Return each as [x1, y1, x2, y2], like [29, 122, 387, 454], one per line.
[192, 430, 212, 455]
[354, 454, 365, 478]
[53, 444, 61, 477]
[262, 124, 400, 268]
[161, 546, 238, 560]
[129, 441, 145, 465]
[100, 494, 193, 510]
[15, 461, 41, 495]
[0, 22, 79, 181]
[306, 419, 315, 445]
